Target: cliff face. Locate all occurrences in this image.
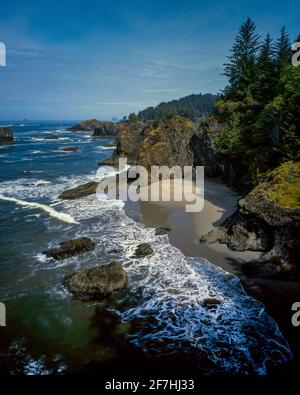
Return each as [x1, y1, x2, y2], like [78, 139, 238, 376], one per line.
[68, 119, 120, 137]
[100, 120, 145, 165]
[101, 116, 196, 168]
[190, 117, 224, 178]
[0, 127, 14, 145]
[138, 117, 196, 169]
[201, 162, 300, 280]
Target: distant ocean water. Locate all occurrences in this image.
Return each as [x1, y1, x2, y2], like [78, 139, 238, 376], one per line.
[0, 121, 293, 375]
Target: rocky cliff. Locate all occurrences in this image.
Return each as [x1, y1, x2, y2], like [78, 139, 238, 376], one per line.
[68, 119, 120, 137]
[0, 127, 14, 145]
[100, 116, 197, 168]
[201, 161, 300, 280]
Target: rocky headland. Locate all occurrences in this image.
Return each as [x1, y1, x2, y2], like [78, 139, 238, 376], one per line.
[68, 119, 121, 138]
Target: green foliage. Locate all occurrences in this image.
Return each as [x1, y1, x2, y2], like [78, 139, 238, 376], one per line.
[128, 113, 138, 123]
[275, 27, 292, 68]
[255, 161, 300, 207]
[224, 18, 260, 100]
[214, 113, 242, 157]
[138, 93, 217, 121]
[214, 19, 300, 186]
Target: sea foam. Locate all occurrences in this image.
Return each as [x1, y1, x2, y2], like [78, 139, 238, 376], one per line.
[0, 194, 78, 224]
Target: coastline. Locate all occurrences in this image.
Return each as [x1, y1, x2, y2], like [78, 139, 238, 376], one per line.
[0, 124, 297, 374]
[124, 176, 300, 374]
[125, 177, 263, 275]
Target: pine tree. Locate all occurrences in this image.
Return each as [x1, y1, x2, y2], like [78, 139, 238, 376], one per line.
[275, 26, 292, 67]
[224, 18, 260, 100]
[254, 33, 276, 105]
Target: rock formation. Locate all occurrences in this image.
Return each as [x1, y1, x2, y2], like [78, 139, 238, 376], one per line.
[68, 119, 121, 137]
[59, 181, 98, 199]
[100, 116, 197, 169]
[60, 146, 79, 152]
[134, 243, 154, 257]
[201, 161, 300, 280]
[63, 262, 127, 301]
[0, 127, 14, 145]
[43, 237, 96, 260]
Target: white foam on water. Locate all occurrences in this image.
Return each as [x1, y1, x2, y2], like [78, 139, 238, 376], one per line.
[0, 194, 78, 224]
[96, 146, 116, 150]
[34, 253, 50, 264]
[34, 180, 52, 187]
[30, 150, 43, 154]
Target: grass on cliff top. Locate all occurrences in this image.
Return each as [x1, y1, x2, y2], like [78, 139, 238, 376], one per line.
[258, 161, 300, 208]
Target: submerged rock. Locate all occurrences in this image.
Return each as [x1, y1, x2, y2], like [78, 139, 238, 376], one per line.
[59, 181, 98, 199]
[44, 135, 59, 140]
[134, 243, 154, 258]
[43, 237, 96, 260]
[155, 227, 171, 236]
[63, 262, 127, 301]
[0, 127, 14, 145]
[201, 298, 221, 308]
[60, 146, 79, 152]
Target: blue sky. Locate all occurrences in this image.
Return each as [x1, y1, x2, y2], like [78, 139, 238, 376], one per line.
[0, 0, 299, 120]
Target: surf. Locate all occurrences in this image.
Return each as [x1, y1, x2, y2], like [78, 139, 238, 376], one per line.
[0, 194, 78, 224]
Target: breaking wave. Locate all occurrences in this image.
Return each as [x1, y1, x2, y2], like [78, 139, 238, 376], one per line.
[0, 194, 78, 224]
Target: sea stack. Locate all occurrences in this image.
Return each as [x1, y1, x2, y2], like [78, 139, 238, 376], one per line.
[0, 127, 14, 145]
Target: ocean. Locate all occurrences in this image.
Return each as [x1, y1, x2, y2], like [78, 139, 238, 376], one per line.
[0, 121, 293, 375]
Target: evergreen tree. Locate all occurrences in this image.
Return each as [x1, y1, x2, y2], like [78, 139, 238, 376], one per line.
[253, 33, 276, 105]
[275, 26, 292, 67]
[224, 18, 260, 100]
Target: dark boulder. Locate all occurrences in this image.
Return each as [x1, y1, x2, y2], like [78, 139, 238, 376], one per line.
[60, 146, 79, 152]
[63, 262, 127, 301]
[43, 237, 95, 260]
[201, 298, 221, 309]
[0, 127, 14, 145]
[155, 227, 171, 236]
[134, 243, 154, 258]
[59, 181, 98, 200]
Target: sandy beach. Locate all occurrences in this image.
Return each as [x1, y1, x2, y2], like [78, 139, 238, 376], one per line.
[125, 177, 262, 276]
